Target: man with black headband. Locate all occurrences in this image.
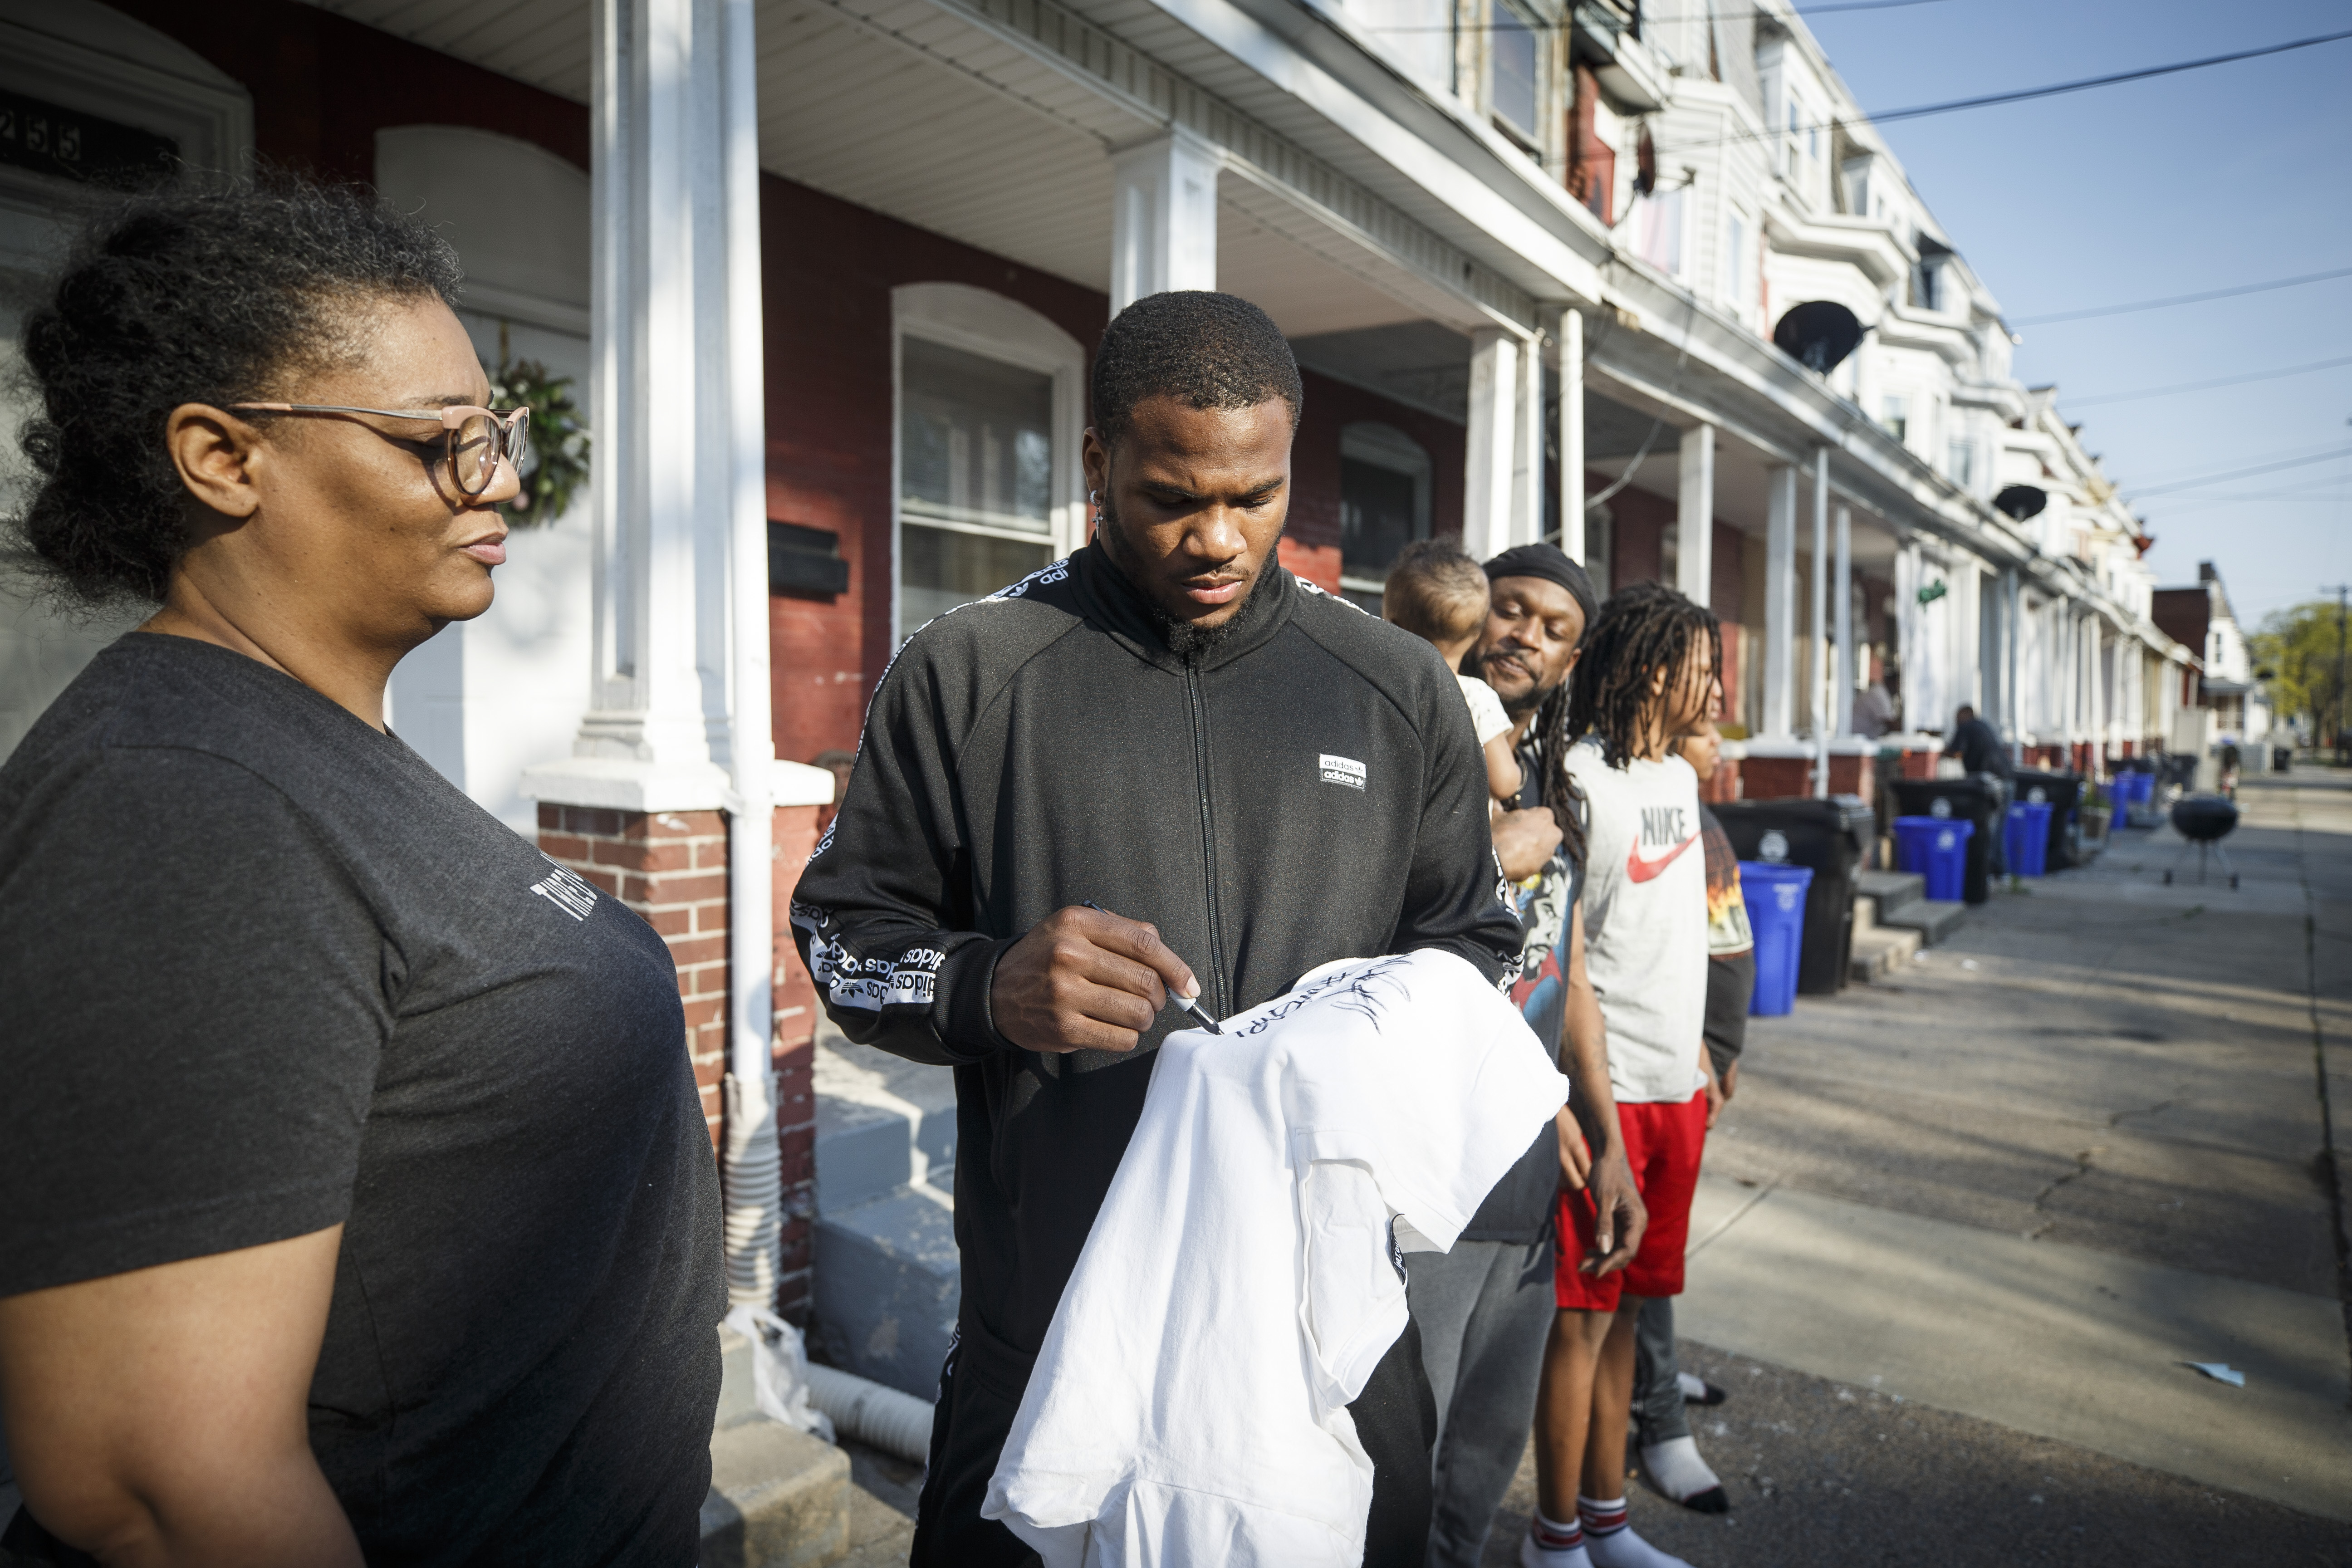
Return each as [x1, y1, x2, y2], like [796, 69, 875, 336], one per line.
[1406, 544, 1646, 1568]
[792, 291, 1523, 1567]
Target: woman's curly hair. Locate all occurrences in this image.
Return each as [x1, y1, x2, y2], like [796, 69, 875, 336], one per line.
[1567, 579, 1722, 769]
[10, 175, 464, 605]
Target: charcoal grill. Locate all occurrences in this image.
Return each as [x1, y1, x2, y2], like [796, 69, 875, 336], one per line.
[2163, 793, 2241, 889]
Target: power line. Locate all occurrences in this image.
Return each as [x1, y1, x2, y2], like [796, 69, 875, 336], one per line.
[2011, 265, 2352, 326]
[1651, 29, 2352, 157]
[2065, 353, 2352, 408]
[1370, 0, 1950, 28]
[2125, 444, 2352, 499]
[1864, 28, 2352, 124]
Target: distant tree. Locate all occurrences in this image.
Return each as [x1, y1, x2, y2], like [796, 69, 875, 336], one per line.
[2251, 600, 2347, 742]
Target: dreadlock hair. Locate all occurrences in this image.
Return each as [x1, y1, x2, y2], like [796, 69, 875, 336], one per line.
[1529, 680, 1588, 872]
[1567, 580, 1722, 771]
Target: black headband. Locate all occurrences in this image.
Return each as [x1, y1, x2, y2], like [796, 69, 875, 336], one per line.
[1483, 543, 1599, 643]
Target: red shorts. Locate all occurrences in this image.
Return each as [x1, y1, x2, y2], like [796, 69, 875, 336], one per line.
[1555, 1090, 1707, 1311]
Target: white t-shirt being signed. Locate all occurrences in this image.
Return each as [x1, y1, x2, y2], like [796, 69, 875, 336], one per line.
[983, 950, 1568, 1567]
[1566, 735, 1707, 1103]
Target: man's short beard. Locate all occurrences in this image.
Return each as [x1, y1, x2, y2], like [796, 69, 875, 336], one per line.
[1098, 491, 1279, 663]
[1467, 645, 1554, 719]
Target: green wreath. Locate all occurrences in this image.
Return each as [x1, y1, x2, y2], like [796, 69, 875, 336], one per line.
[489, 357, 591, 525]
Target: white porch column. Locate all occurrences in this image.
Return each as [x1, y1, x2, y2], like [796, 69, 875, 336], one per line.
[529, 0, 782, 1307]
[1463, 329, 1519, 561]
[2005, 568, 2024, 759]
[1895, 537, 1919, 727]
[556, 0, 736, 794]
[1676, 421, 1714, 608]
[1833, 503, 1853, 735]
[2098, 620, 2117, 766]
[1558, 307, 1586, 562]
[1762, 462, 1798, 738]
[1511, 325, 1545, 550]
[1110, 129, 1220, 315]
[1808, 448, 1830, 795]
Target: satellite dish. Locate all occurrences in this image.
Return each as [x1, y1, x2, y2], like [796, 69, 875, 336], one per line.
[1993, 484, 2047, 521]
[1772, 301, 1864, 373]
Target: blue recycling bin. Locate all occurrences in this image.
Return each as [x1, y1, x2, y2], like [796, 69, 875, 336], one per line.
[1894, 816, 1973, 902]
[1740, 862, 1813, 1017]
[2004, 801, 2053, 877]
[2113, 771, 2154, 819]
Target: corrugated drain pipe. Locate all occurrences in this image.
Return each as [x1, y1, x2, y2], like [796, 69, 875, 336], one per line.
[807, 1365, 936, 1465]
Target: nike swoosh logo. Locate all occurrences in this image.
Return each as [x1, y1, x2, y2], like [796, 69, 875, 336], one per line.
[1626, 834, 1699, 883]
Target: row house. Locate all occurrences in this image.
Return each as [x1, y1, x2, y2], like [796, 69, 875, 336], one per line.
[0, 0, 2204, 1360]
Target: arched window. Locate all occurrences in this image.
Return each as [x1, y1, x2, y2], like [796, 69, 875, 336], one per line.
[893, 284, 1085, 641]
[1337, 422, 1432, 612]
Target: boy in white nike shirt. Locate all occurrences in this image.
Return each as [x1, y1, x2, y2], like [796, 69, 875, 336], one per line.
[1525, 582, 1720, 1568]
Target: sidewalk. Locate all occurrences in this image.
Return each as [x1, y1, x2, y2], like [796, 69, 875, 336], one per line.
[1483, 770, 2352, 1564]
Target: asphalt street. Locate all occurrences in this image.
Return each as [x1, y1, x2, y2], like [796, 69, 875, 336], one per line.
[1476, 767, 2352, 1566]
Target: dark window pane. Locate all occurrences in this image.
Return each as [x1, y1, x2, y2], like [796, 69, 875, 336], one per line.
[901, 524, 1052, 632]
[1341, 458, 1423, 580]
[900, 338, 1053, 533]
[1490, 3, 1538, 136]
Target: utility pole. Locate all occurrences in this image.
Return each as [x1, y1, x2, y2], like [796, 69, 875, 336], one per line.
[2333, 585, 2350, 766]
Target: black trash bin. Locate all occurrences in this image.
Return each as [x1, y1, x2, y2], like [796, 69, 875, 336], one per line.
[1886, 777, 2003, 904]
[1712, 795, 1874, 996]
[2012, 769, 2082, 871]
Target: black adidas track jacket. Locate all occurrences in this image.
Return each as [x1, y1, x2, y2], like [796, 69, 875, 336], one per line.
[790, 541, 1521, 1362]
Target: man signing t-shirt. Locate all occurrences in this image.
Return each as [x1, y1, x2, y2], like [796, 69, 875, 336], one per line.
[790, 293, 1520, 1567]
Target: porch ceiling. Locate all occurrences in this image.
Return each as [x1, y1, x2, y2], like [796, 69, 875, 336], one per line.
[301, 0, 1468, 336]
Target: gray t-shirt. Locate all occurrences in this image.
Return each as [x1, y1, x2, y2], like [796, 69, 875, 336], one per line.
[0, 634, 723, 1564]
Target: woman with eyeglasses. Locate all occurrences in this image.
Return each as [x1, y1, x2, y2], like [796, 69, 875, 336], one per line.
[0, 181, 724, 1565]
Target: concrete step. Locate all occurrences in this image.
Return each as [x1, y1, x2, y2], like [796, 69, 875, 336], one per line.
[702, 1412, 851, 1568]
[1849, 924, 1921, 982]
[812, 1032, 962, 1398]
[1855, 869, 1927, 911]
[1876, 897, 1968, 945]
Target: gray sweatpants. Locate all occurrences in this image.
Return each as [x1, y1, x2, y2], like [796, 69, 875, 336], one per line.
[1633, 1293, 1690, 1446]
[1404, 1236, 1556, 1568]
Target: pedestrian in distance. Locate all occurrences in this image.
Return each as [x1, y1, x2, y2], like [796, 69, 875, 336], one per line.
[1399, 540, 1649, 1568]
[0, 178, 725, 1565]
[789, 290, 1525, 1568]
[1524, 580, 1721, 1568]
[1943, 703, 2011, 779]
[1944, 703, 2013, 876]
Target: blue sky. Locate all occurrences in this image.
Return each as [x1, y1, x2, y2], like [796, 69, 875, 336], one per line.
[1802, 0, 2352, 629]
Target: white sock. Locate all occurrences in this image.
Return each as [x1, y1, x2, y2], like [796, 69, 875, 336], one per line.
[1578, 1494, 1693, 1568]
[1675, 1371, 1708, 1401]
[1520, 1508, 1591, 1568]
[1639, 1434, 1727, 1511]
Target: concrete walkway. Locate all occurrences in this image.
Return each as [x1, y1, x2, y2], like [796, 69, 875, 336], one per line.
[1627, 771, 2351, 1542]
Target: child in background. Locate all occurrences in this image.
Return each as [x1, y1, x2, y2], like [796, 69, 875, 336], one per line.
[1624, 717, 1751, 1519]
[1383, 539, 1522, 807]
[1525, 581, 1720, 1568]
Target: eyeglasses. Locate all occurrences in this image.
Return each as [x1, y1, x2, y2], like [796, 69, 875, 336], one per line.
[229, 402, 532, 498]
